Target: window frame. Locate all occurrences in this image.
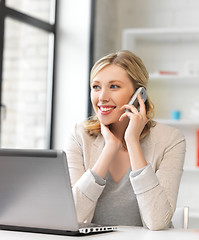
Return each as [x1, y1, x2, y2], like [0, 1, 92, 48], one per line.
[0, 0, 57, 148]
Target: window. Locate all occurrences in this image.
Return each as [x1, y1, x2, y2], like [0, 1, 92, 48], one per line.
[0, 0, 57, 149]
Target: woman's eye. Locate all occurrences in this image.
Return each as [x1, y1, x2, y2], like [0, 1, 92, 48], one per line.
[111, 85, 120, 89]
[92, 85, 100, 90]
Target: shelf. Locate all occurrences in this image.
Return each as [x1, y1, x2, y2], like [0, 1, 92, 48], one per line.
[122, 28, 199, 43]
[149, 73, 199, 83]
[183, 167, 199, 172]
[189, 209, 199, 219]
[155, 119, 199, 127]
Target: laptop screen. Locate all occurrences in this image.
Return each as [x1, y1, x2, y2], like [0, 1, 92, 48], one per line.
[0, 148, 79, 232]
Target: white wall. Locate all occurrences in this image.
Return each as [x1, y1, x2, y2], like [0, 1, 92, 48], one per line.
[94, 0, 199, 59]
[94, 0, 119, 62]
[52, 0, 91, 149]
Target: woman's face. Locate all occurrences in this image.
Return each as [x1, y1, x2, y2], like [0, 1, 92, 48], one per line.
[91, 64, 135, 126]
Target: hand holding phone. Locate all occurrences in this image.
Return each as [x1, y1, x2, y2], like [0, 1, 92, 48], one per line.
[125, 87, 147, 112]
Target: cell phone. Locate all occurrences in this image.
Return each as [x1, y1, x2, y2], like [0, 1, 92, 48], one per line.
[125, 87, 147, 112]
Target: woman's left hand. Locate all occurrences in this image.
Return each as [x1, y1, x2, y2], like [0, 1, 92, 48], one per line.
[119, 93, 148, 143]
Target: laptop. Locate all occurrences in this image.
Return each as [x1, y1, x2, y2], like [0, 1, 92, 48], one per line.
[0, 148, 117, 235]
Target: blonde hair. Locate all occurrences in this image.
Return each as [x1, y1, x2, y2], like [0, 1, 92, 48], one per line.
[84, 50, 155, 141]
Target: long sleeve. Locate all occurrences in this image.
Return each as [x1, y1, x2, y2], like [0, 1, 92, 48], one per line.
[129, 125, 186, 230]
[65, 124, 105, 223]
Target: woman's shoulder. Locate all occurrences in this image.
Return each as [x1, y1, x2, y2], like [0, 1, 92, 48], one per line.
[147, 121, 185, 145]
[66, 121, 101, 153]
[73, 121, 86, 134]
[71, 121, 101, 143]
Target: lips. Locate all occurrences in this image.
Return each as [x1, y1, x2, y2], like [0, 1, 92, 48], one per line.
[98, 105, 116, 115]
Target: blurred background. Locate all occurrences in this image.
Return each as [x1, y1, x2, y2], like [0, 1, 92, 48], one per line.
[0, 0, 199, 228]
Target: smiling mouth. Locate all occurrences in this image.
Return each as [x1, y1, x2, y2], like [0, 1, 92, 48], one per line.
[98, 106, 116, 113]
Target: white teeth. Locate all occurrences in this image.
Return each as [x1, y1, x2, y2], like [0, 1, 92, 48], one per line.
[100, 107, 115, 112]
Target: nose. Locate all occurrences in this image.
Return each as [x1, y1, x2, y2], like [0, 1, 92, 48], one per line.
[99, 88, 110, 102]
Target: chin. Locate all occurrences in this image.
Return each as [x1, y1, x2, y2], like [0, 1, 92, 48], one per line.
[98, 118, 119, 127]
[97, 113, 121, 126]
[99, 120, 112, 126]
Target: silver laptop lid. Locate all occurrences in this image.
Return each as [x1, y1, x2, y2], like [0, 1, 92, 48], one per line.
[0, 148, 79, 232]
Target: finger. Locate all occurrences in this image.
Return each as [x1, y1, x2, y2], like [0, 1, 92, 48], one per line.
[100, 124, 110, 139]
[121, 104, 139, 114]
[101, 123, 109, 132]
[100, 123, 107, 133]
[119, 111, 136, 122]
[137, 94, 146, 115]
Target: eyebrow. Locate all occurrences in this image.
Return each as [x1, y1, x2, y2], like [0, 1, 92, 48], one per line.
[109, 80, 123, 84]
[92, 80, 123, 84]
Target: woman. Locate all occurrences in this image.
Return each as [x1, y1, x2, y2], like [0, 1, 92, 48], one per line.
[66, 50, 186, 230]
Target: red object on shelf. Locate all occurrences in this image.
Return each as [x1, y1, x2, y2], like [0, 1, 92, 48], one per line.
[197, 129, 199, 167]
[159, 71, 178, 75]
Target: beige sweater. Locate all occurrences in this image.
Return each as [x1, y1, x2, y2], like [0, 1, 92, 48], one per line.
[66, 121, 186, 230]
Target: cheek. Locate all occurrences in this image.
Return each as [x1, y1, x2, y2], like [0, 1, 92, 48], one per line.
[91, 92, 98, 108]
[120, 93, 133, 106]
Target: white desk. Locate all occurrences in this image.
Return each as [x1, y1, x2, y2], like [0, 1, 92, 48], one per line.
[0, 227, 199, 240]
